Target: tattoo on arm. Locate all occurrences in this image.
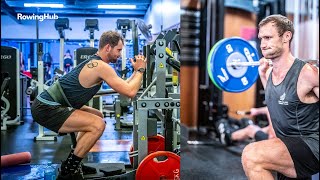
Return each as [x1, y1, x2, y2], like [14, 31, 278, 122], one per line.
[87, 60, 98, 68]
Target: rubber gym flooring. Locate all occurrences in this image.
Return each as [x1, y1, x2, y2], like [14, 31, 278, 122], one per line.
[180, 132, 248, 180]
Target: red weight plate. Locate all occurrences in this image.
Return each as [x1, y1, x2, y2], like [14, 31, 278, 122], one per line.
[129, 134, 165, 165]
[136, 151, 180, 180]
[148, 134, 165, 154]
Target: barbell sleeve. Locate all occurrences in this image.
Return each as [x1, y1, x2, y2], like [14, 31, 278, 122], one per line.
[226, 61, 260, 67]
[226, 61, 272, 67]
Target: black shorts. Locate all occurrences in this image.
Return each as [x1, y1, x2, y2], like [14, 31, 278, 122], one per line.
[31, 97, 76, 133]
[277, 136, 319, 179]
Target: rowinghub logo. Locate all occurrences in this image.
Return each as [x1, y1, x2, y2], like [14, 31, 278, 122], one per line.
[17, 13, 58, 22]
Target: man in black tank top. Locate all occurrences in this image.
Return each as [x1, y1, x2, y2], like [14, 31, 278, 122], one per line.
[241, 15, 319, 179]
[31, 31, 146, 180]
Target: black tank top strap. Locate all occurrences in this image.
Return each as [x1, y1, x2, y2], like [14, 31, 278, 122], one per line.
[88, 54, 102, 60]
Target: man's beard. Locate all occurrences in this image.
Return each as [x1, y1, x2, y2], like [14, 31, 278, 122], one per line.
[108, 54, 118, 63]
[110, 58, 118, 63]
[263, 47, 282, 59]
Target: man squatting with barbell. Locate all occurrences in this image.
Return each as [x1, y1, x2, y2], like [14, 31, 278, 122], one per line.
[31, 31, 147, 180]
[241, 14, 319, 179]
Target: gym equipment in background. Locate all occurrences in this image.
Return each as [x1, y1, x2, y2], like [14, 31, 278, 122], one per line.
[1, 46, 22, 130]
[1, 152, 31, 167]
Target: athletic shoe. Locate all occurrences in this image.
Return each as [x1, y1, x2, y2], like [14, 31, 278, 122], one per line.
[56, 162, 84, 180]
[80, 162, 97, 175]
[216, 119, 233, 146]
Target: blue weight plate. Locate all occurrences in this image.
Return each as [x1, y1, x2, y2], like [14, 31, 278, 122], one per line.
[207, 39, 225, 90]
[209, 37, 259, 93]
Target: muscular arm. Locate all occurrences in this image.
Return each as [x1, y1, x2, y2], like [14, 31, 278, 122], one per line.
[126, 57, 146, 84]
[314, 87, 319, 98]
[258, 58, 272, 89]
[98, 63, 143, 98]
[265, 108, 276, 138]
[312, 66, 319, 98]
[301, 64, 319, 99]
[125, 71, 137, 83]
[259, 68, 272, 89]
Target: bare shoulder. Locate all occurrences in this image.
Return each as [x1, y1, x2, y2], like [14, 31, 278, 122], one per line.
[301, 63, 319, 86]
[85, 60, 111, 71]
[89, 60, 119, 80]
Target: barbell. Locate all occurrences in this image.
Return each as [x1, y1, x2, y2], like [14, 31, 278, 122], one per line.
[207, 38, 319, 93]
[207, 37, 261, 93]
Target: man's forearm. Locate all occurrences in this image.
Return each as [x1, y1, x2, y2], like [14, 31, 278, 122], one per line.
[259, 71, 268, 89]
[127, 72, 143, 97]
[126, 71, 136, 83]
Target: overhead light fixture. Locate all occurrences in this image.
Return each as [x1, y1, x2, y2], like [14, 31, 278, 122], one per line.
[98, 5, 136, 9]
[24, 3, 64, 8]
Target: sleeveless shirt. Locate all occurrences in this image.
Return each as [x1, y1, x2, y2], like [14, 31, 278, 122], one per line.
[40, 55, 102, 109]
[265, 58, 319, 160]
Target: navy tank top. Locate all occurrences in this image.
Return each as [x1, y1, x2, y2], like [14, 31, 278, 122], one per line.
[40, 55, 102, 109]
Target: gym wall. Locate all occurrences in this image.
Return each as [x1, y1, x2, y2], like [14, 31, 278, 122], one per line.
[296, 19, 319, 60]
[223, 8, 257, 120]
[286, 1, 319, 60]
[286, 14, 319, 61]
[144, 0, 180, 35]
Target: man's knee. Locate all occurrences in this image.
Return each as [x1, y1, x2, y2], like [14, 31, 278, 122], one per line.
[242, 144, 253, 169]
[98, 112, 104, 118]
[90, 110, 104, 119]
[90, 118, 106, 135]
[242, 143, 262, 169]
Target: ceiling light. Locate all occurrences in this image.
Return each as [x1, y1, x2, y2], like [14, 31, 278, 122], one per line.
[98, 5, 136, 9]
[24, 3, 64, 8]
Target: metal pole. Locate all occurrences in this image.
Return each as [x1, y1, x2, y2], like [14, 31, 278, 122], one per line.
[60, 38, 64, 71]
[311, 0, 318, 60]
[293, 0, 300, 57]
[90, 39, 94, 48]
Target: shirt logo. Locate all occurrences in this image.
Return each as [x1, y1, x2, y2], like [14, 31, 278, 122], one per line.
[278, 92, 288, 105]
[67, 107, 73, 111]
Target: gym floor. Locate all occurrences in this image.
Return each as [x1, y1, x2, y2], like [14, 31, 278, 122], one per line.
[180, 129, 248, 180]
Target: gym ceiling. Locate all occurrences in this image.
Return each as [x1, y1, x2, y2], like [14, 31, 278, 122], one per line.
[1, 0, 151, 23]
